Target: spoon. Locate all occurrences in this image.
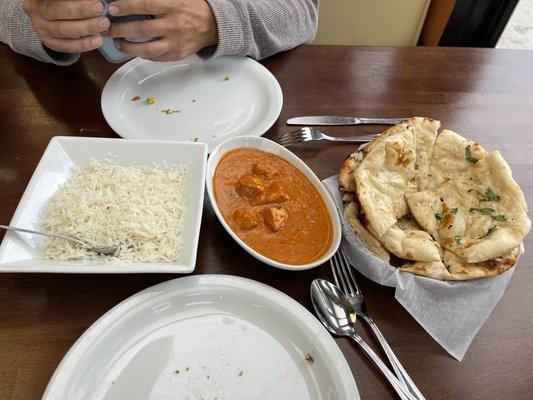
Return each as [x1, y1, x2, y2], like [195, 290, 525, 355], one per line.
[310, 278, 417, 400]
[0, 224, 121, 256]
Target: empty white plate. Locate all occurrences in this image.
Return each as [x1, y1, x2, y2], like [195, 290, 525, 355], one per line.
[43, 275, 358, 400]
[101, 56, 283, 152]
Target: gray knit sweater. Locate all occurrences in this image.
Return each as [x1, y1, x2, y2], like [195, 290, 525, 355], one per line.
[0, 0, 318, 65]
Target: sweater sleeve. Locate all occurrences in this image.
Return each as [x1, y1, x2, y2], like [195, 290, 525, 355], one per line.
[0, 0, 79, 65]
[201, 0, 318, 60]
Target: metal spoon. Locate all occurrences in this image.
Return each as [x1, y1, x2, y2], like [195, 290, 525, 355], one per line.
[0, 224, 121, 256]
[310, 278, 417, 400]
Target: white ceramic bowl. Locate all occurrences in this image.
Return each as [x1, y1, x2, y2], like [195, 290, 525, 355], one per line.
[206, 136, 341, 271]
[0, 137, 207, 273]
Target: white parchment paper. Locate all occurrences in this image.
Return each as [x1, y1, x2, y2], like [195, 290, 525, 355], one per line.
[323, 176, 521, 361]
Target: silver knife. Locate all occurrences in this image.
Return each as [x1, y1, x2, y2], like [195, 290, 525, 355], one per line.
[286, 116, 407, 126]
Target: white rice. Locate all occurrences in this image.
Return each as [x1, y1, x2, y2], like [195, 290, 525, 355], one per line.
[41, 160, 188, 263]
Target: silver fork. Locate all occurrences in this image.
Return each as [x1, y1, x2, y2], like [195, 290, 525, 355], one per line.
[276, 127, 378, 147]
[0, 224, 123, 256]
[331, 249, 426, 400]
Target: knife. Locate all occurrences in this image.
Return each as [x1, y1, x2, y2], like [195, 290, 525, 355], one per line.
[286, 116, 407, 126]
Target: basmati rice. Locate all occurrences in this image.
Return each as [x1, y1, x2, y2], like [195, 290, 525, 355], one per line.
[41, 161, 188, 263]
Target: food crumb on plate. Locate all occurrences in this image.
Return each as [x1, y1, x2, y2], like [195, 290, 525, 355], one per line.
[161, 108, 180, 115]
[238, 370, 244, 377]
[174, 370, 179, 374]
[305, 353, 314, 364]
[185, 367, 189, 371]
[223, 76, 230, 81]
[192, 137, 199, 142]
[145, 96, 155, 105]
[192, 99, 197, 102]
[131, 96, 141, 101]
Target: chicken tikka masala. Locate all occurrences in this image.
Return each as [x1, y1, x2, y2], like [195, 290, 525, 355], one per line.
[213, 147, 333, 265]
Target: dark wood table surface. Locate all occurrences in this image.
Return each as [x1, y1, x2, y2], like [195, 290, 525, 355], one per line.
[1, 44, 532, 400]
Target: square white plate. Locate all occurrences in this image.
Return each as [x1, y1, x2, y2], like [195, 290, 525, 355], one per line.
[0, 137, 207, 273]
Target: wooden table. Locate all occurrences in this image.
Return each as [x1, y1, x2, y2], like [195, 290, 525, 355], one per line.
[1, 44, 532, 400]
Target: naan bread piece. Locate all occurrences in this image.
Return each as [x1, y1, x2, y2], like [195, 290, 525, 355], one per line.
[428, 129, 487, 189]
[407, 151, 531, 263]
[359, 120, 412, 155]
[339, 151, 363, 193]
[400, 247, 519, 280]
[377, 224, 441, 262]
[340, 150, 390, 261]
[344, 201, 390, 262]
[405, 189, 442, 237]
[354, 124, 417, 237]
[366, 214, 441, 262]
[409, 117, 440, 190]
[338, 120, 418, 194]
[354, 117, 441, 238]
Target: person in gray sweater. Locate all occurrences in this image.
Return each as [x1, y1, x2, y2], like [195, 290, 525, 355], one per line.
[0, 0, 318, 66]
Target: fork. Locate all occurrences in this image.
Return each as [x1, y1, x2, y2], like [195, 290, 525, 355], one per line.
[331, 249, 426, 400]
[0, 224, 123, 256]
[276, 127, 378, 147]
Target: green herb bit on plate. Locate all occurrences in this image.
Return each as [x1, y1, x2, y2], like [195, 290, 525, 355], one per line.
[161, 108, 180, 115]
[469, 207, 507, 222]
[435, 211, 443, 220]
[146, 96, 156, 105]
[479, 226, 498, 239]
[465, 144, 478, 163]
[479, 187, 501, 202]
[468, 187, 501, 202]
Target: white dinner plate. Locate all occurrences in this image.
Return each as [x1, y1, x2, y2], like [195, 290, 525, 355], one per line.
[43, 275, 358, 400]
[101, 56, 283, 152]
[0, 137, 207, 273]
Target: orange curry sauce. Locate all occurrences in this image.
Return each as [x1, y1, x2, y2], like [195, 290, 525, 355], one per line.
[213, 148, 333, 265]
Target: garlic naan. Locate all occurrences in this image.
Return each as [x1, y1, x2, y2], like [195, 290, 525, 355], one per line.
[407, 151, 531, 263]
[355, 118, 439, 237]
[409, 117, 440, 190]
[428, 129, 487, 189]
[344, 201, 390, 262]
[338, 118, 529, 280]
[377, 224, 441, 262]
[339, 151, 363, 193]
[400, 247, 519, 280]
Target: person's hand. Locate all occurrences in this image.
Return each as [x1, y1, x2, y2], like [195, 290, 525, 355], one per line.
[23, 0, 109, 53]
[107, 0, 218, 61]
